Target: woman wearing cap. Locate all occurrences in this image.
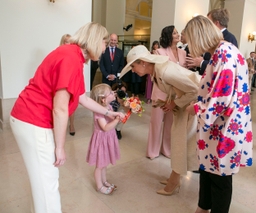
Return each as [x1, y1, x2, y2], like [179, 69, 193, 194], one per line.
[10, 22, 124, 213]
[119, 45, 201, 195]
[186, 16, 252, 213]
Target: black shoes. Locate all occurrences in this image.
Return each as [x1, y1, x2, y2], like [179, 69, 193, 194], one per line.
[69, 125, 75, 136]
[69, 132, 75, 136]
[116, 130, 122, 140]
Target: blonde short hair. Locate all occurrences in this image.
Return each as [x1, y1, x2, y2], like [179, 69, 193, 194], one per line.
[69, 22, 109, 61]
[184, 15, 223, 57]
[59, 34, 71, 46]
[90, 83, 111, 105]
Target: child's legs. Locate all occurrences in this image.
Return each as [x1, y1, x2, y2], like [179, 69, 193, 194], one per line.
[116, 122, 123, 131]
[101, 167, 107, 183]
[94, 167, 106, 189]
[94, 167, 103, 189]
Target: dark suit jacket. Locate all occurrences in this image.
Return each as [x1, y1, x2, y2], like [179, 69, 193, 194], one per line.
[223, 29, 238, 48]
[99, 47, 124, 86]
[200, 52, 211, 75]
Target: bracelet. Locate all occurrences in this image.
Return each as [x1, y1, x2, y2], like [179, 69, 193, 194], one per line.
[105, 109, 109, 116]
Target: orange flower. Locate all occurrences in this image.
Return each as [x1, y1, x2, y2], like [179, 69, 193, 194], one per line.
[130, 101, 138, 109]
[123, 96, 145, 116]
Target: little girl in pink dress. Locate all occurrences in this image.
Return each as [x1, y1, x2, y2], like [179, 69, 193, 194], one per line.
[86, 83, 121, 195]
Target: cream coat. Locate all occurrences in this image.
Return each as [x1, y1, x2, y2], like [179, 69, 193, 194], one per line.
[153, 60, 201, 175]
[147, 47, 186, 159]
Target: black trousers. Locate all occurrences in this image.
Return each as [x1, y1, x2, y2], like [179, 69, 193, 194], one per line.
[251, 73, 256, 87]
[198, 169, 232, 213]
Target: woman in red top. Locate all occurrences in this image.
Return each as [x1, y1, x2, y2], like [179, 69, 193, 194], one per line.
[10, 22, 124, 213]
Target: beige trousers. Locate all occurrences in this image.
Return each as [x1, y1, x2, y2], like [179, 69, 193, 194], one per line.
[170, 107, 198, 175]
[10, 116, 62, 213]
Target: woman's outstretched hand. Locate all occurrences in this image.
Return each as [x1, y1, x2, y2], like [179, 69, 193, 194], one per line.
[186, 101, 196, 115]
[111, 111, 125, 120]
[54, 147, 66, 167]
[161, 101, 176, 112]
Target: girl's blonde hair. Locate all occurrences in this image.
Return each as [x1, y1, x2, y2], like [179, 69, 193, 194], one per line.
[184, 15, 223, 57]
[59, 34, 71, 46]
[90, 83, 112, 105]
[69, 22, 109, 61]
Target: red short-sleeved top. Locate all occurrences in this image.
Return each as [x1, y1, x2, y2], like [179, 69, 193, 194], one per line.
[11, 44, 86, 128]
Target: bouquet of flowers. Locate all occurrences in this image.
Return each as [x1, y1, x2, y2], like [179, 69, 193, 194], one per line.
[122, 96, 145, 123]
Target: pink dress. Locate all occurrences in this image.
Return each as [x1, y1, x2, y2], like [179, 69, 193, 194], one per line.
[86, 112, 120, 168]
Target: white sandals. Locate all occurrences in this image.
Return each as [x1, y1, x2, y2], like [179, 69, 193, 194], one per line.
[97, 185, 114, 195]
[103, 181, 117, 190]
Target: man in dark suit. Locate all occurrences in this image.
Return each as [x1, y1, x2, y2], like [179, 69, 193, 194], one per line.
[186, 9, 238, 75]
[99, 33, 124, 87]
[207, 8, 238, 47]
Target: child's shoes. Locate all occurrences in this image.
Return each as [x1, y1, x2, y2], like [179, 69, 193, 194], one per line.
[116, 130, 122, 140]
[104, 181, 117, 190]
[97, 186, 114, 195]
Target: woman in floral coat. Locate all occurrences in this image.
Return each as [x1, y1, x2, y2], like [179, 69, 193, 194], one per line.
[186, 16, 253, 213]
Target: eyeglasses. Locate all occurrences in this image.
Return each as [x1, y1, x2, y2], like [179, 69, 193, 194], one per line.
[105, 91, 114, 97]
[98, 91, 115, 98]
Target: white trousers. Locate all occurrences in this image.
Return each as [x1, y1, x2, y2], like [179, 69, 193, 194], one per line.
[10, 116, 62, 213]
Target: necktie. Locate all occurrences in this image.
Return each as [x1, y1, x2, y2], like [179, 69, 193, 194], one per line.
[110, 47, 115, 61]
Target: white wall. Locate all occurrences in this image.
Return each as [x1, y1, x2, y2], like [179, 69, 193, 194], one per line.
[150, 0, 209, 47]
[0, 56, 2, 99]
[0, 0, 92, 99]
[92, 0, 106, 26]
[174, 0, 209, 33]
[105, 0, 126, 35]
[225, 0, 245, 51]
[124, 14, 136, 37]
[225, 0, 256, 58]
[150, 0, 176, 45]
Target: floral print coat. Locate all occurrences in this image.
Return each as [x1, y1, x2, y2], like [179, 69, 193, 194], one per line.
[194, 42, 253, 176]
